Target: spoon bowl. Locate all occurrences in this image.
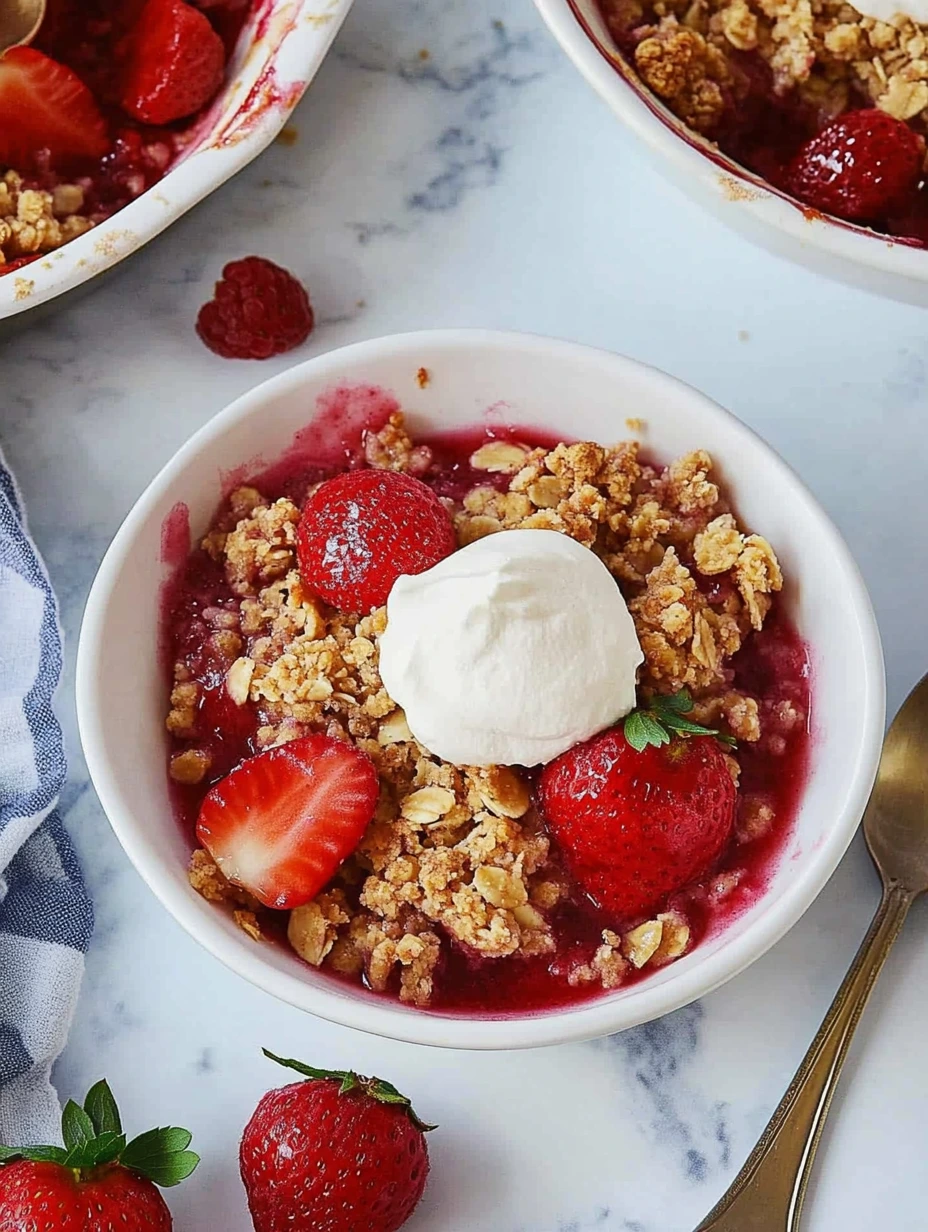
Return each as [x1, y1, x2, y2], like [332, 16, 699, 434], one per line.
[865, 675, 928, 892]
[0, 0, 45, 57]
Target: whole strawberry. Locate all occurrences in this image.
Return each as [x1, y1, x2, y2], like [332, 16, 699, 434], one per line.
[787, 109, 925, 223]
[0, 1080, 198, 1231]
[241, 1051, 433, 1232]
[541, 699, 736, 923]
[297, 469, 456, 612]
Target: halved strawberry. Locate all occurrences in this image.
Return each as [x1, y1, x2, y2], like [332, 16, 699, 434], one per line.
[0, 48, 108, 169]
[121, 0, 226, 126]
[196, 735, 379, 910]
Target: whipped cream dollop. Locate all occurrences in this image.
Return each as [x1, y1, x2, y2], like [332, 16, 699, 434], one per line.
[378, 529, 644, 768]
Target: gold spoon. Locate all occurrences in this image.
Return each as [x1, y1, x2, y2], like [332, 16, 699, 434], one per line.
[0, 0, 45, 58]
[696, 672, 928, 1232]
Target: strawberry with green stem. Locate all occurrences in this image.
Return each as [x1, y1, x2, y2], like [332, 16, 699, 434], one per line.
[542, 690, 739, 923]
[240, 1050, 434, 1232]
[0, 1080, 198, 1231]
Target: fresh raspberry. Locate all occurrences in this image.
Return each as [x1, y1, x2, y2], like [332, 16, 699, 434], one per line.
[297, 469, 456, 612]
[240, 1052, 432, 1232]
[540, 729, 736, 923]
[196, 256, 314, 359]
[787, 109, 925, 224]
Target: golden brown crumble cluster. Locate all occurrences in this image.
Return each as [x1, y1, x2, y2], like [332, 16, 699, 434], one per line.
[0, 172, 94, 266]
[173, 412, 785, 1006]
[610, 0, 928, 134]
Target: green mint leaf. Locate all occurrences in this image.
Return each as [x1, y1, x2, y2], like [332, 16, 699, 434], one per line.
[633, 690, 737, 751]
[84, 1080, 122, 1136]
[662, 714, 722, 738]
[13, 1146, 70, 1165]
[652, 689, 694, 716]
[624, 709, 670, 752]
[660, 711, 738, 749]
[624, 710, 650, 752]
[61, 1101, 95, 1153]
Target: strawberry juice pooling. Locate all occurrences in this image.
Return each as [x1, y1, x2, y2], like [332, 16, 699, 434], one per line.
[163, 389, 812, 1016]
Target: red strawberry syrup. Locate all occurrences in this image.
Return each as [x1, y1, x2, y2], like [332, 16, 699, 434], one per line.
[162, 382, 812, 1015]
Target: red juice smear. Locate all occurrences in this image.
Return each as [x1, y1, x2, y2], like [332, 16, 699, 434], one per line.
[157, 501, 191, 673]
[164, 542, 260, 831]
[220, 383, 401, 506]
[161, 390, 813, 1015]
[160, 501, 191, 567]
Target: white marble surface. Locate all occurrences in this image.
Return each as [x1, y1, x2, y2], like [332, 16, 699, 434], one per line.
[2, 0, 928, 1227]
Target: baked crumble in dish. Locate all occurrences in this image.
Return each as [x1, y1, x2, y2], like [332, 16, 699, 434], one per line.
[163, 390, 811, 1015]
[595, 0, 928, 243]
[0, 0, 250, 277]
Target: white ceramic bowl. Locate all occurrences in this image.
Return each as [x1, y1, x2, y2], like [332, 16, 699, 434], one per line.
[0, 0, 352, 322]
[534, 0, 928, 305]
[76, 329, 885, 1049]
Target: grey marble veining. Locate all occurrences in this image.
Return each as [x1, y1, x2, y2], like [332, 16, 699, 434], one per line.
[1, 0, 927, 1227]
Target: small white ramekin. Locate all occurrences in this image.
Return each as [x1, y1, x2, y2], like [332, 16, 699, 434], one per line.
[76, 329, 885, 1049]
[0, 0, 352, 322]
[534, 0, 928, 305]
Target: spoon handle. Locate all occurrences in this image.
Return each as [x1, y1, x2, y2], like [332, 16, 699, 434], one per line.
[695, 880, 914, 1232]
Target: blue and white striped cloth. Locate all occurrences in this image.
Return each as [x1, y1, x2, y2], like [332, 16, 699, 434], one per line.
[0, 448, 92, 1145]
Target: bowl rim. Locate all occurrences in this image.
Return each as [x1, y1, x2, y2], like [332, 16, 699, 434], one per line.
[0, 0, 354, 321]
[532, 0, 928, 285]
[76, 328, 886, 1049]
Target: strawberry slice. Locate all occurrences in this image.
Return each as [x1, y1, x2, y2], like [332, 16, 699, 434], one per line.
[0, 48, 108, 169]
[196, 735, 379, 910]
[121, 0, 226, 126]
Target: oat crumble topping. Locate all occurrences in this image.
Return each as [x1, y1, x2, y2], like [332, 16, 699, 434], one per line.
[170, 411, 801, 1006]
[0, 172, 93, 266]
[613, 0, 928, 135]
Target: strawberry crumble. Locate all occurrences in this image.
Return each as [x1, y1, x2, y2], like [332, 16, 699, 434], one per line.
[595, 0, 928, 241]
[165, 395, 811, 1014]
[0, 0, 251, 276]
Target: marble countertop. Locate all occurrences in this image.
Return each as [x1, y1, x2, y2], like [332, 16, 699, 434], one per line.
[3, 0, 928, 1227]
